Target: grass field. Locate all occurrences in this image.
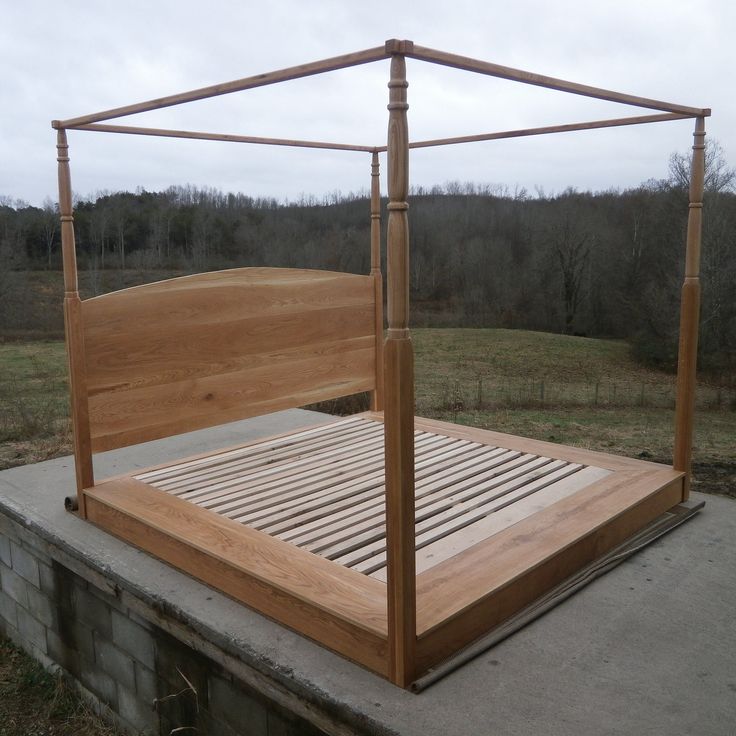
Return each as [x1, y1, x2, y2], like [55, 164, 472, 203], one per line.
[0, 635, 119, 736]
[0, 330, 733, 496]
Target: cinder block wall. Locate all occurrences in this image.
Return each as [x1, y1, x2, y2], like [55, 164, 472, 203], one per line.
[0, 512, 327, 736]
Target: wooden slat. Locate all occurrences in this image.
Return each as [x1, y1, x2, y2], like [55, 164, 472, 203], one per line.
[84, 477, 388, 675]
[393, 465, 611, 579]
[293, 446, 511, 552]
[334, 459, 574, 571]
[201, 433, 392, 515]
[413, 468, 684, 673]
[232, 435, 447, 529]
[314, 451, 545, 565]
[135, 416, 360, 482]
[158, 420, 382, 495]
[271, 438, 479, 540]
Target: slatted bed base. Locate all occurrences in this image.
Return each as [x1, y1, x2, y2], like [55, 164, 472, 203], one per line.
[82, 412, 685, 685]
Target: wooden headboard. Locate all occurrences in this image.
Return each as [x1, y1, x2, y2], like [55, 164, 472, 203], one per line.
[79, 267, 378, 452]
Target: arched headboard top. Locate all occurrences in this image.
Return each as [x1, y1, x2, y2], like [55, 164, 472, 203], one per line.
[81, 267, 378, 451]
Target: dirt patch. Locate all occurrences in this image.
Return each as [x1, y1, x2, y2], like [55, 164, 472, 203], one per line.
[691, 461, 736, 499]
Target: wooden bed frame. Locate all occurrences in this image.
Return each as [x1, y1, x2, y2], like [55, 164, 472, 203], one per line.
[52, 40, 709, 689]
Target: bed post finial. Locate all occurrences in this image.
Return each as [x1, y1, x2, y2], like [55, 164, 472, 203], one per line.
[673, 116, 706, 500]
[370, 151, 385, 412]
[384, 50, 417, 688]
[57, 129, 94, 514]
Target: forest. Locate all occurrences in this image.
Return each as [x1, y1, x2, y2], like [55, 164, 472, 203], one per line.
[1, 144, 734, 377]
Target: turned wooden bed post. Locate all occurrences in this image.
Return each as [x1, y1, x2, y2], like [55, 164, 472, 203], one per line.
[383, 40, 416, 687]
[370, 151, 385, 412]
[56, 127, 93, 516]
[673, 116, 706, 500]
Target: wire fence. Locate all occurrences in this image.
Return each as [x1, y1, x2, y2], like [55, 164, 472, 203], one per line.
[416, 375, 736, 415]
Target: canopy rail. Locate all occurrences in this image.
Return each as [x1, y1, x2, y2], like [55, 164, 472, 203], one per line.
[67, 122, 377, 153]
[52, 45, 391, 129]
[375, 112, 696, 152]
[407, 44, 711, 118]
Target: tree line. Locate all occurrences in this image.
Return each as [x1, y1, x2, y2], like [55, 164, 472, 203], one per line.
[1, 145, 734, 376]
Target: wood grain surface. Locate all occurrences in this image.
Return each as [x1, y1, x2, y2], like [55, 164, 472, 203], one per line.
[81, 268, 376, 450]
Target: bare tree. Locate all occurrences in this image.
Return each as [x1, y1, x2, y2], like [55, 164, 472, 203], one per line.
[41, 197, 58, 269]
[669, 139, 735, 193]
[549, 212, 592, 335]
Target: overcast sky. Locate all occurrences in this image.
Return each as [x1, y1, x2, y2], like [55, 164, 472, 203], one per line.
[2, 0, 734, 207]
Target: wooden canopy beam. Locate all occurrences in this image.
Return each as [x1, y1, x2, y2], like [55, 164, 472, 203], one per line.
[374, 112, 695, 153]
[407, 44, 710, 118]
[52, 44, 390, 129]
[67, 122, 377, 153]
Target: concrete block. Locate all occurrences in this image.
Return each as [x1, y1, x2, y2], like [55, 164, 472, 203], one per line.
[118, 683, 155, 734]
[1, 565, 29, 608]
[17, 610, 47, 653]
[55, 611, 95, 663]
[112, 608, 155, 669]
[267, 711, 326, 736]
[95, 634, 136, 691]
[38, 562, 56, 597]
[26, 585, 59, 630]
[0, 588, 18, 630]
[47, 628, 81, 678]
[0, 514, 21, 543]
[79, 662, 118, 710]
[10, 540, 40, 588]
[209, 674, 268, 736]
[2, 620, 21, 647]
[74, 585, 112, 638]
[46, 561, 81, 614]
[0, 534, 11, 567]
[198, 710, 241, 736]
[19, 530, 54, 564]
[135, 662, 157, 703]
[86, 580, 125, 614]
[154, 628, 211, 707]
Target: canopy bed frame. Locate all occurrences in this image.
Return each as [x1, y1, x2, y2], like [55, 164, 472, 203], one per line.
[52, 40, 709, 689]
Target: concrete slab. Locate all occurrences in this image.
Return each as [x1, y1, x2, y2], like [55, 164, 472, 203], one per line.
[1, 409, 734, 736]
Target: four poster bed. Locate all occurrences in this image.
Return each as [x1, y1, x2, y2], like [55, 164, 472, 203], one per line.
[52, 40, 709, 689]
